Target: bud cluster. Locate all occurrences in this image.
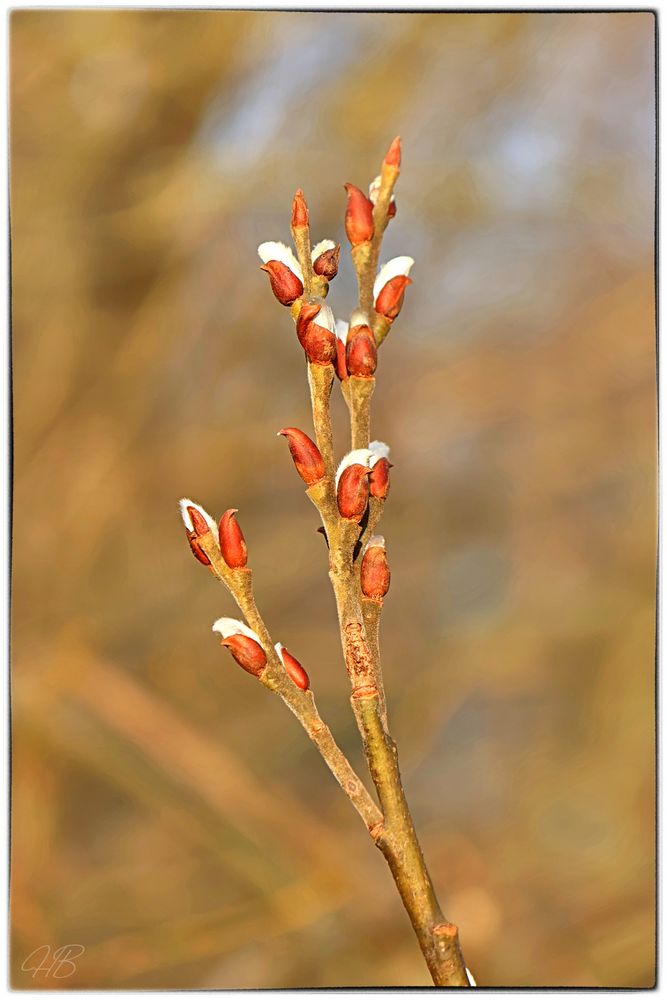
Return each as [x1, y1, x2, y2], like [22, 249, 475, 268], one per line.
[181, 138, 410, 696]
[335, 441, 391, 521]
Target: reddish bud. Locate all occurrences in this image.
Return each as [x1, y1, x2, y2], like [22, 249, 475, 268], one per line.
[346, 324, 377, 378]
[344, 183, 374, 246]
[278, 427, 325, 486]
[334, 335, 348, 381]
[186, 530, 211, 566]
[313, 244, 340, 279]
[218, 508, 248, 569]
[361, 541, 391, 601]
[370, 457, 391, 499]
[260, 260, 304, 306]
[384, 135, 401, 169]
[296, 302, 336, 366]
[388, 200, 397, 219]
[220, 634, 267, 677]
[375, 275, 412, 321]
[188, 505, 210, 537]
[277, 644, 310, 691]
[337, 464, 371, 521]
[292, 188, 309, 229]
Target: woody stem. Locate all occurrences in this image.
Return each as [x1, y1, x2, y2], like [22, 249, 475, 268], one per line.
[307, 376, 469, 987]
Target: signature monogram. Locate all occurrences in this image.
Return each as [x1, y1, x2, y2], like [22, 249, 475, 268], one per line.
[21, 944, 85, 979]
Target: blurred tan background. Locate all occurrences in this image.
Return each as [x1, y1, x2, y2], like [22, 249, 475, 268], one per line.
[10, 9, 656, 989]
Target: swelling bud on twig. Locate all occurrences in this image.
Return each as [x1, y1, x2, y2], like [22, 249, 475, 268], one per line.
[291, 189, 309, 229]
[296, 301, 337, 365]
[336, 449, 374, 521]
[334, 319, 349, 380]
[180, 498, 218, 537]
[180, 497, 219, 564]
[258, 241, 304, 306]
[278, 427, 325, 486]
[361, 535, 391, 601]
[369, 440, 392, 499]
[275, 642, 310, 691]
[212, 618, 267, 677]
[346, 310, 377, 378]
[311, 240, 340, 279]
[218, 508, 248, 568]
[374, 257, 414, 321]
[384, 135, 402, 169]
[344, 183, 374, 246]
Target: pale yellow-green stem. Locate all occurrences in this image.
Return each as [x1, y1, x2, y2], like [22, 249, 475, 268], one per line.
[304, 369, 470, 987]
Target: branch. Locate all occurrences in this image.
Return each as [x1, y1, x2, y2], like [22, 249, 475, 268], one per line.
[197, 532, 383, 834]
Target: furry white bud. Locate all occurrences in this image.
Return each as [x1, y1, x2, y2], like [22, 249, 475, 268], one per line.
[368, 441, 390, 466]
[311, 239, 336, 262]
[315, 301, 336, 334]
[349, 308, 370, 329]
[335, 449, 374, 488]
[335, 319, 349, 344]
[257, 241, 303, 281]
[373, 256, 414, 305]
[368, 175, 397, 209]
[212, 618, 262, 643]
[179, 498, 218, 537]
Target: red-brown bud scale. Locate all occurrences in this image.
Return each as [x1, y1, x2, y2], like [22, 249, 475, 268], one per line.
[278, 427, 325, 486]
[344, 183, 374, 246]
[337, 464, 371, 521]
[370, 458, 391, 499]
[384, 135, 402, 169]
[296, 302, 336, 366]
[291, 189, 309, 229]
[361, 543, 391, 601]
[313, 244, 340, 279]
[187, 530, 211, 566]
[220, 634, 267, 677]
[278, 645, 310, 691]
[218, 509, 248, 568]
[346, 324, 377, 378]
[375, 275, 412, 321]
[188, 506, 210, 537]
[260, 261, 304, 306]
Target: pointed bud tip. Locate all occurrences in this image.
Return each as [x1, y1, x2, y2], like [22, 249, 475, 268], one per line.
[218, 508, 248, 568]
[292, 188, 309, 228]
[384, 136, 402, 167]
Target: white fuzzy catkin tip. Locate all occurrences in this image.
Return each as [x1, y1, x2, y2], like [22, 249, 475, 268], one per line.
[335, 448, 374, 489]
[365, 534, 386, 551]
[311, 239, 336, 261]
[466, 969, 477, 987]
[274, 642, 285, 661]
[314, 301, 336, 334]
[349, 308, 370, 330]
[257, 240, 303, 281]
[179, 498, 218, 537]
[212, 618, 262, 643]
[369, 440, 390, 465]
[368, 175, 397, 207]
[373, 256, 415, 304]
[335, 319, 349, 344]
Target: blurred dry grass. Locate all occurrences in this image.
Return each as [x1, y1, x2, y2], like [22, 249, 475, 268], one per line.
[9, 9, 655, 988]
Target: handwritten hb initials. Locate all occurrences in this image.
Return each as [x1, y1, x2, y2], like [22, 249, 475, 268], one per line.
[21, 944, 85, 979]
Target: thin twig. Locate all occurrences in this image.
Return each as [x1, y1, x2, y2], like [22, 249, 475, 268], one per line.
[197, 534, 383, 834]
